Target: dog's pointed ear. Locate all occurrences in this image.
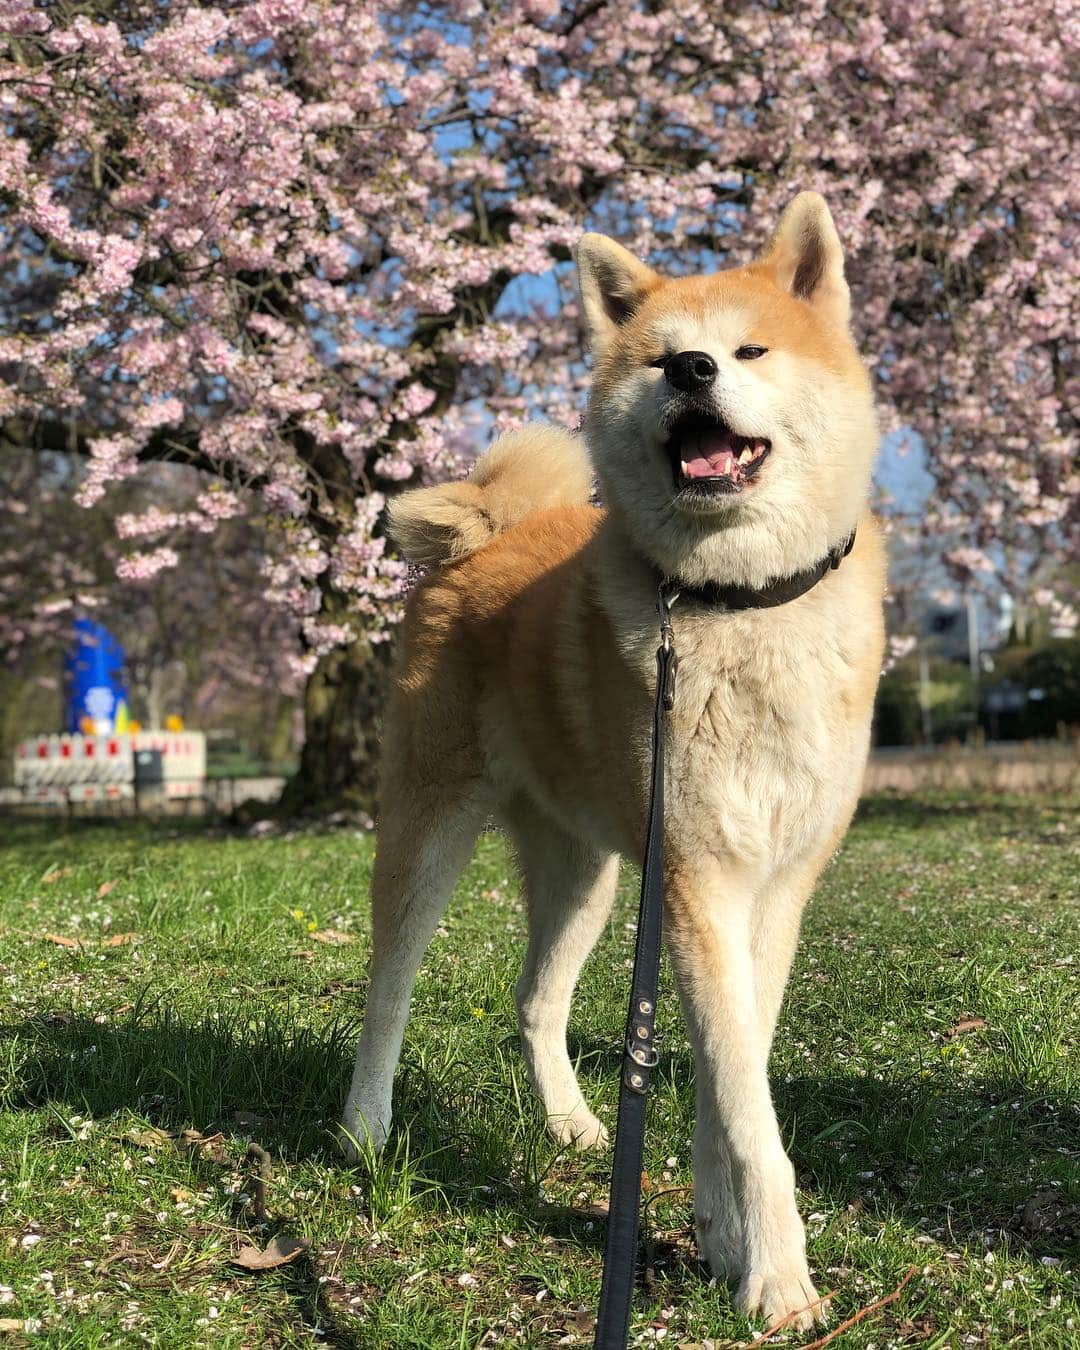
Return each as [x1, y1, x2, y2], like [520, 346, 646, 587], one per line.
[574, 234, 660, 355]
[761, 192, 850, 328]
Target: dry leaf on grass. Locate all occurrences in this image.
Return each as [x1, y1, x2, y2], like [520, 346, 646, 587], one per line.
[97, 880, 118, 897]
[121, 1125, 174, 1149]
[231, 1233, 310, 1271]
[118, 1125, 230, 1166]
[176, 1128, 230, 1166]
[310, 929, 354, 945]
[290, 950, 315, 961]
[0, 1317, 26, 1333]
[42, 867, 74, 884]
[102, 932, 137, 948]
[943, 1016, 987, 1039]
[40, 931, 139, 950]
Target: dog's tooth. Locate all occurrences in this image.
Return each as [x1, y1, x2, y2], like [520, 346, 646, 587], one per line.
[680, 460, 689, 476]
[738, 448, 752, 465]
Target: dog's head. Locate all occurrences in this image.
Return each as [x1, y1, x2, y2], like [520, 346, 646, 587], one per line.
[575, 193, 877, 588]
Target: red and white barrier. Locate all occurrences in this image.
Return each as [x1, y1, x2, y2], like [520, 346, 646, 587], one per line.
[13, 732, 205, 799]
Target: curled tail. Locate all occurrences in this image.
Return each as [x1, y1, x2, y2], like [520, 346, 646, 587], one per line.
[388, 424, 593, 567]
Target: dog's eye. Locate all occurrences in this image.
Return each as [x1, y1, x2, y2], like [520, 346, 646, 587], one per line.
[646, 356, 668, 369]
[735, 345, 768, 361]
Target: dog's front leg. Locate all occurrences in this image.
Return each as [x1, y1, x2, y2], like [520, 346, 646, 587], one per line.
[667, 860, 825, 1333]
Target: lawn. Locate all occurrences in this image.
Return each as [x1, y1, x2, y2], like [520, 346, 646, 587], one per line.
[0, 793, 1076, 1348]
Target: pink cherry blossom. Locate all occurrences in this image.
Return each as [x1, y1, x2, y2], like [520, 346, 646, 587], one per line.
[0, 0, 1074, 691]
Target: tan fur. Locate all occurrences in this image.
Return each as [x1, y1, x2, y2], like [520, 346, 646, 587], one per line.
[387, 423, 592, 566]
[341, 194, 886, 1335]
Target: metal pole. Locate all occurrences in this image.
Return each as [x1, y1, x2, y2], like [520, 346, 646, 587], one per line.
[918, 646, 933, 744]
[966, 592, 980, 689]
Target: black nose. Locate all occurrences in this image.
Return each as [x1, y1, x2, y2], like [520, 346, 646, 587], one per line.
[663, 350, 717, 393]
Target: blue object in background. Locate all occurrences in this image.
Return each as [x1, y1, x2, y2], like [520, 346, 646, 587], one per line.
[65, 619, 128, 734]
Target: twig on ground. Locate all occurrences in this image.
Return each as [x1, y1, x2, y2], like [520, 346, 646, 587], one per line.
[748, 1288, 839, 1346]
[246, 1142, 272, 1223]
[796, 1265, 917, 1350]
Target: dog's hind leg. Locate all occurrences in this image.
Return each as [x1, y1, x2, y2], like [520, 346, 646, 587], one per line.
[508, 807, 618, 1151]
[339, 789, 484, 1160]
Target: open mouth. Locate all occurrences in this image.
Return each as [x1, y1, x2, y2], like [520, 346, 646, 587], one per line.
[666, 413, 771, 496]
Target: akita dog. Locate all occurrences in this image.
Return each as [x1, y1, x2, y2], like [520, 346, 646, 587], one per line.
[341, 192, 885, 1331]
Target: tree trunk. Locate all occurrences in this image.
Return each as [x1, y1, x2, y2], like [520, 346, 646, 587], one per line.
[279, 636, 395, 817]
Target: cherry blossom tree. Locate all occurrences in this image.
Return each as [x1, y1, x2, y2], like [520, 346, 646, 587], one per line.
[1, 0, 1075, 807]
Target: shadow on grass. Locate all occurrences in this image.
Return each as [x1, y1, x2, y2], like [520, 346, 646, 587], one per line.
[1, 1002, 359, 1153]
[1, 1004, 378, 1347]
[4, 1008, 1076, 1262]
[853, 792, 1007, 828]
[0, 813, 229, 847]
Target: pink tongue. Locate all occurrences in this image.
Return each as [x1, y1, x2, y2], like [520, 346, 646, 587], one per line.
[682, 430, 739, 479]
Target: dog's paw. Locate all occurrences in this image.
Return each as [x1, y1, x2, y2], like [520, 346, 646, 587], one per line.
[547, 1106, 609, 1152]
[335, 1104, 390, 1162]
[738, 1264, 828, 1333]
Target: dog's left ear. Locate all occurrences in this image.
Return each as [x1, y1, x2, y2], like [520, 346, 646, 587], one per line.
[762, 192, 850, 329]
[574, 234, 660, 356]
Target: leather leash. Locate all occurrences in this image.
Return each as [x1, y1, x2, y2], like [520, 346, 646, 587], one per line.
[594, 581, 678, 1350]
[593, 529, 857, 1348]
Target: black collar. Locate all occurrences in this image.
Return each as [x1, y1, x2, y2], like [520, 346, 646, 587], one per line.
[661, 528, 857, 612]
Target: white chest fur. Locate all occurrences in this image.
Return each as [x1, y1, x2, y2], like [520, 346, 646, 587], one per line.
[595, 518, 882, 879]
[660, 598, 872, 873]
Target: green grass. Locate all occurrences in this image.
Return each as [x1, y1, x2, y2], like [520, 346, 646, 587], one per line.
[0, 793, 1077, 1347]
